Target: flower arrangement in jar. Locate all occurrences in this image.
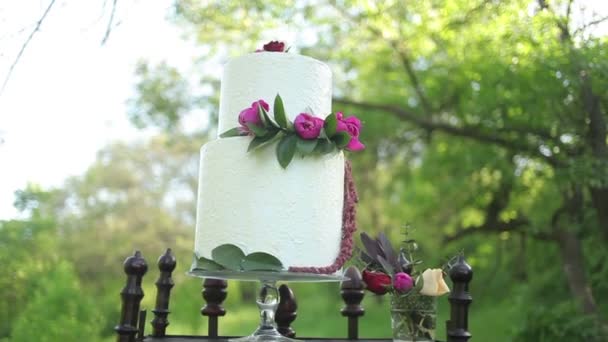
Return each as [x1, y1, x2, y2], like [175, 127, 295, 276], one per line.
[358, 229, 452, 342]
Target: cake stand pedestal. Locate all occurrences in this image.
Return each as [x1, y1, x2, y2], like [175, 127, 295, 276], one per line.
[188, 270, 346, 342]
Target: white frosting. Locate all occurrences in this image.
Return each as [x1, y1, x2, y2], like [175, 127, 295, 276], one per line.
[194, 137, 345, 268]
[218, 52, 332, 136]
[195, 52, 345, 269]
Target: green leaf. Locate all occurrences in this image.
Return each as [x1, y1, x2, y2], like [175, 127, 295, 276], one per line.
[258, 103, 279, 129]
[211, 244, 245, 270]
[314, 139, 335, 154]
[273, 94, 289, 129]
[195, 255, 224, 271]
[332, 131, 351, 148]
[414, 275, 424, 292]
[248, 130, 280, 152]
[219, 127, 245, 138]
[247, 123, 268, 137]
[276, 134, 297, 168]
[319, 129, 328, 139]
[241, 252, 284, 271]
[323, 113, 337, 137]
[296, 138, 318, 156]
[257, 102, 268, 126]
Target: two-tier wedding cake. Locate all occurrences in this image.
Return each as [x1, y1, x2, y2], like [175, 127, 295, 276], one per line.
[193, 42, 362, 274]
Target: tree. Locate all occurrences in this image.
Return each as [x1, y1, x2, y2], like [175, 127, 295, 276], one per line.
[0, 185, 63, 339]
[9, 261, 103, 342]
[1, 134, 211, 340]
[0, 185, 111, 341]
[54, 133, 205, 290]
[0, 219, 57, 339]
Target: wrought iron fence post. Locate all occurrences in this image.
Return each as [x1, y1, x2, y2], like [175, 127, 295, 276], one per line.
[151, 248, 176, 337]
[341, 266, 365, 340]
[446, 255, 473, 342]
[115, 251, 148, 342]
[201, 278, 228, 337]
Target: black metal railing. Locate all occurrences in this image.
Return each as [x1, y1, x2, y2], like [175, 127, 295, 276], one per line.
[115, 249, 473, 342]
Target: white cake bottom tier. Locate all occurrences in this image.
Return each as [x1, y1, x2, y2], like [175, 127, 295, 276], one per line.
[194, 137, 345, 269]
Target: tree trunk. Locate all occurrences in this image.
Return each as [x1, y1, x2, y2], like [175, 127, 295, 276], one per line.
[590, 188, 608, 242]
[581, 74, 608, 241]
[555, 230, 598, 315]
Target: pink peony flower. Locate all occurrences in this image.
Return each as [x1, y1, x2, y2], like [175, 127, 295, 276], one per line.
[362, 270, 392, 295]
[336, 112, 365, 151]
[263, 41, 285, 52]
[294, 113, 324, 140]
[238, 100, 269, 134]
[393, 272, 414, 293]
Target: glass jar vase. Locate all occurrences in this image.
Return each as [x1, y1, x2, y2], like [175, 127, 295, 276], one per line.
[390, 292, 437, 342]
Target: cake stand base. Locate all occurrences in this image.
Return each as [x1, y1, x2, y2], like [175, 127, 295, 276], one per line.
[232, 327, 295, 342]
[188, 269, 347, 342]
[234, 280, 295, 342]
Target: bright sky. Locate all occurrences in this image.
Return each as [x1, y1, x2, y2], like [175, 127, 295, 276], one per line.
[0, 1, 606, 220]
[0, 0, 199, 219]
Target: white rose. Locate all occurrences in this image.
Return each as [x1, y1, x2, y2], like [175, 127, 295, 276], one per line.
[419, 268, 450, 296]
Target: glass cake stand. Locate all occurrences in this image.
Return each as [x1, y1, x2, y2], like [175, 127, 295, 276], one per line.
[188, 269, 347, 342]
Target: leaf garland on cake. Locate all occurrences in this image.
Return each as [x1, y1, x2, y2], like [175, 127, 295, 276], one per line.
[296, 138, 318, 156]
[212, 244, 246, 270]
[332, 131, 352, 149]
[323, 112, 338, 137]
[194, 244, 285, 272]
[194, 254, 224, 271]
[248, 130, 280, 152]
[276, 134, 298, 168]
[241, 252, 284, 271]
[219, 94, 365, 168]
[219, 127, 244, 138]
[273, 94, 289, 129]
[314, 139, 334, 154]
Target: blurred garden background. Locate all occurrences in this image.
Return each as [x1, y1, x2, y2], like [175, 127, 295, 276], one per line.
[1, 0, 608, 341]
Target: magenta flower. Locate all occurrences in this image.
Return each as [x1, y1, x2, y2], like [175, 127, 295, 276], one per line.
[336, 112, 365, 151]
[238, 100, 269, 134]
[294, 113, 324, 140]
[393, 272, 414, 293]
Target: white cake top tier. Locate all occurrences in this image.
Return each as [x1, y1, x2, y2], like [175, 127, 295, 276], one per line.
[218, 52, 333, 137]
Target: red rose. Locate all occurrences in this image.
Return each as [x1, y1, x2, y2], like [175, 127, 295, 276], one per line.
[362, 270, 391, 295]
[263, 41, 285, 52]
